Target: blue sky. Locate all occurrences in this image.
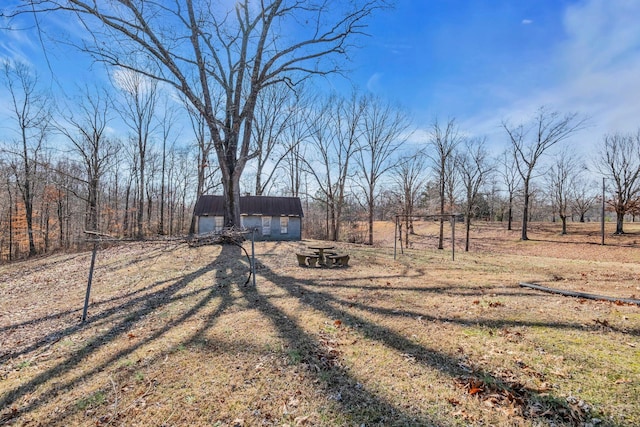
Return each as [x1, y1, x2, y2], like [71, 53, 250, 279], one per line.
[355, 0, 566, 115]
[342, 0, 640, 154]
[2, 0, 640, 158]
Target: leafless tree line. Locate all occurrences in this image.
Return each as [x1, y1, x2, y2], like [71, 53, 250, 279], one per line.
[4, 53, 640, 264]
[7, 0, 391, 229]
[0, 63, 209, 260]
[2, 1, 640, 262]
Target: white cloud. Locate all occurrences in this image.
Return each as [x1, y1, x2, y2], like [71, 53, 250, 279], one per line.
[463, 0, 640, 157]
[111, 67, 158, 95]
[521, 19, 533, 25]
[405, 127, 430, 145]
[556, 0, 640, 142]
[366, 72, 383, 93]
[0, 23, 38, 66]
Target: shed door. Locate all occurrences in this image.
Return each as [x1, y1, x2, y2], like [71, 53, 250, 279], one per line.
[262, 216, 271, 235]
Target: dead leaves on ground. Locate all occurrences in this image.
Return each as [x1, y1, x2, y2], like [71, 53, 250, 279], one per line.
[453, 370, 590, 425]
[472, 299, 505, 308]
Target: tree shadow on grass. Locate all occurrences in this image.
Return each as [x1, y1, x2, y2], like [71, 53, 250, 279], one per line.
[0, 275, 181, 340]
[526, 237, 640, 248]
[251, 262, 624, 426]
[233, 248, 444, 426]
[33, 245, 439, 426]
[0, 247, 233, 424]
[0, 242, 190, 362]
[1, 243, 628, 426]
[306, 279, 640, 336]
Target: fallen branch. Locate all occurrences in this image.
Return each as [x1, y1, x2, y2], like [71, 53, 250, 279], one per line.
[187, 227, 249, 247]
[519, 282, 640, 306]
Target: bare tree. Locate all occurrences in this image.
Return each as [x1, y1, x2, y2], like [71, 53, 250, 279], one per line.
[14, 0, 387, 228]
[444, 151, 460, 215]
[428, 118, 462, 249]
[0, 159, 15, 260]
[183, 99, 220, 235]
[393, 150, 427, 247]
[281, 97, 311, 198]
[104, 145, 126, 235]
[157, 102, 179, 235]
[497, 149, 521, 230]
[546, 149, 581, 234]
[594, 131, 640, 234]
[250, 83, 299, 196]
[1, 62, 51, 257]
[51, 159, 81, 247]
[170, 146, 195, 235]
[570, 178, 598, 223]
[458, 137, 492, 251]
[117, 71, 159, 239]
[56, 85, 118, 232]
[304, 93, 363, 241]
[355, 95, 411, 245]
[502, 107, 587, 240]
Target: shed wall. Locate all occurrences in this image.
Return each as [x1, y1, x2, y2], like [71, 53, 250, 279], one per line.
[241, 215, 302, 241]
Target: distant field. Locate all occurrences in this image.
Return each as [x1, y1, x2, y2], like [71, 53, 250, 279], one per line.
[1, 221, 639, 426]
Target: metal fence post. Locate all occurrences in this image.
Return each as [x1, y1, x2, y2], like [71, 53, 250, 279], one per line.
[82, 240, 99, 324]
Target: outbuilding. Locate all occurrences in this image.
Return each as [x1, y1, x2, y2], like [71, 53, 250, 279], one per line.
[194, 195, 304, 241]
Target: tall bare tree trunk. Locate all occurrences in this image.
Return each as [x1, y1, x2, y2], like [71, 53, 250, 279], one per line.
[16, 0, 386, 230]
[521, 179, 530, 240]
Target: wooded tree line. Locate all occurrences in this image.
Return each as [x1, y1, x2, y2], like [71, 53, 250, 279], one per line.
[3, 1, 640, 263]
[0, 63, 205, 260]
[2, 56, 639, 263]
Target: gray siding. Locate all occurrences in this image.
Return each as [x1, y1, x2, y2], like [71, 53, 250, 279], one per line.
[242, 215, 301, 241]
[198, 216, 215, 233]
[194, 195, 303, 241]
[197, 216, 223, 234]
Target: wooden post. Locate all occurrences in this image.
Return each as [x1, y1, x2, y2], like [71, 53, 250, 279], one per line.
[394, 215, 398, 260]
[451, 215, 455, 261]
[601, 177, 605, 246]
[251, 228, 256, 287]
[82, 240, 99, 324]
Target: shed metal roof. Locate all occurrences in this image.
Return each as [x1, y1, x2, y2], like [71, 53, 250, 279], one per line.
[194, 195, 304, 217]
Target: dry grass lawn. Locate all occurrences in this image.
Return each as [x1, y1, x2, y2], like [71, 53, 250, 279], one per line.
[1, 221, 639, 426]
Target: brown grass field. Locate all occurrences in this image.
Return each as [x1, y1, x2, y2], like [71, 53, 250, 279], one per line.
[1, 221, 639, 426]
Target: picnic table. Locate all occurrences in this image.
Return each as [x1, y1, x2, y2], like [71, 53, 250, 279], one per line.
[296, 244, 350, 268]
[307, 244, 335, 266]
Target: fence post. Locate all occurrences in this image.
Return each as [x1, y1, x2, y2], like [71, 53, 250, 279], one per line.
[82, 240, 99, 324]
[394, 215, 398, 260]
[451, 215, 455, 261]
[252, 228, 256, 287]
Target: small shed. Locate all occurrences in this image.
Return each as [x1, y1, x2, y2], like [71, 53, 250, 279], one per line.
[194, 195, 304, 241]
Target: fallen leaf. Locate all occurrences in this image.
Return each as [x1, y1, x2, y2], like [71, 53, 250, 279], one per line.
[334, 320, 342, 327]
[294, 415, 310, 425]
[447, 397, 461, 406]
[469, 387, 483, 395]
